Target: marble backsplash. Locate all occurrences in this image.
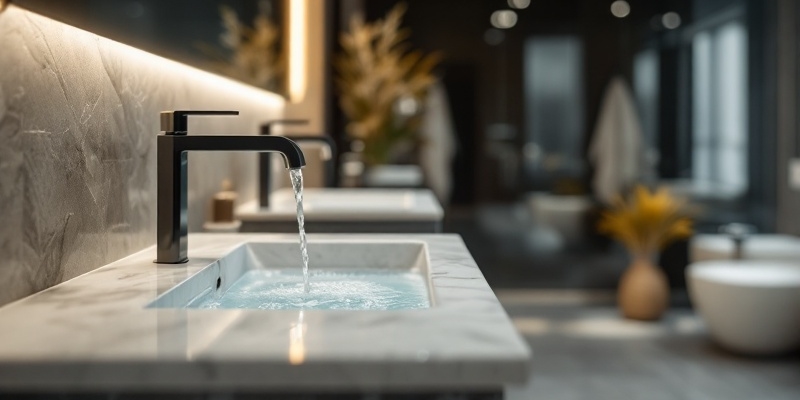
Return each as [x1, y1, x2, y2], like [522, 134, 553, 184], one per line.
[0, 5, 284, 306]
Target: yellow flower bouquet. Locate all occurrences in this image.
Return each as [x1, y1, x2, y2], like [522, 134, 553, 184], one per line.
[598, 185, 693, 257]
[597, 185, 694, 320]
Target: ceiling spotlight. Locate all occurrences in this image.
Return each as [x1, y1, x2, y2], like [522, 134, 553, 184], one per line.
[491, 10, 518, 29]
[508, 0, 531, 9]
[610, 0, 631, 19]
[662, 12, 682, 29]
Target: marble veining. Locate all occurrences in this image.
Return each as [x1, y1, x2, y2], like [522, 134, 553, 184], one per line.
[0, 234, 531, 392]
[0, 5, 285, 306]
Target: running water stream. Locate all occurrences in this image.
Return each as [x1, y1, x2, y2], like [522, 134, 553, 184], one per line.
[290, 168, 310, 293]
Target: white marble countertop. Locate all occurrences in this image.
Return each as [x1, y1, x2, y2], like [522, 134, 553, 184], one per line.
[0, 233, 530, 392]
[237, 188, 444, 222]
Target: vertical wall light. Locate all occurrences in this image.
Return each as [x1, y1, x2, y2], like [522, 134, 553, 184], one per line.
[0, 0, 8, 12]
[288, 0, 308, 103]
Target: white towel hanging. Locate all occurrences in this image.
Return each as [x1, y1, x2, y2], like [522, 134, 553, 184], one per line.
[589, 76, 647, 204]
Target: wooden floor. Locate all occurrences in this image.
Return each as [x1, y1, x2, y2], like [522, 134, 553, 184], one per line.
[498, 290, 800, 400]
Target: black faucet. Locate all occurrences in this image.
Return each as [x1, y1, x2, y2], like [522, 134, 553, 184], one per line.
[156, 111, 306, 264]
[259, 120, 337, 208]
[719, 223, 756, 260]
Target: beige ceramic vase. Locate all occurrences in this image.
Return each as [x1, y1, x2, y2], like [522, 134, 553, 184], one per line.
[617, 254, 669, 321]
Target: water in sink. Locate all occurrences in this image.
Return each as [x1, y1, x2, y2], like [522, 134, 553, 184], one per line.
[190, 270, 429, 310]
[147, 242, 432, 310]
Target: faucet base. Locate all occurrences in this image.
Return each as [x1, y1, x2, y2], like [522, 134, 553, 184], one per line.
[153, 258, 189, 264]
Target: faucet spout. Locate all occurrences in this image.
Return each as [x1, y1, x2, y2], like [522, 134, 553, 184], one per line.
[155, 111, 306, 264]
[172, 135, 306, 169]
[719, 223, 755, 260]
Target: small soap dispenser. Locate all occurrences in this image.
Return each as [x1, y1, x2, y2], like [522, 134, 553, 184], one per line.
[203, 179, 242, 232]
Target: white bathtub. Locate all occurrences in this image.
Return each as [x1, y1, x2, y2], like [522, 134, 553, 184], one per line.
[687, 260, 800, 355]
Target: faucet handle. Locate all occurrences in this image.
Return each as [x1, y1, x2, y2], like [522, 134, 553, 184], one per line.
[160, 111, 239, 135]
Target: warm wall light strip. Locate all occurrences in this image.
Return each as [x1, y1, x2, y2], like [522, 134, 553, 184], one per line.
[110, 37, 284, 111]
[0, 0, 8, 12]
[288, 0, 308, 103]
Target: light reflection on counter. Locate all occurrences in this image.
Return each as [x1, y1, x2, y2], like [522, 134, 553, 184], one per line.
[289, 310, 307, 365]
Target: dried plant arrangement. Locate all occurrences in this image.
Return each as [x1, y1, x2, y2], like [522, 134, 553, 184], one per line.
[598, 185, 693, 257]
[198, 4, 284, 93]
[334, 3, 441, 165]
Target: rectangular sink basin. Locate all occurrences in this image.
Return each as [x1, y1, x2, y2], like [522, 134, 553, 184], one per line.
[148, 241, 432, 311]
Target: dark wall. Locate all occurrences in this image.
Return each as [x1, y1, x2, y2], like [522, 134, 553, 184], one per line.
[747, 0, 778, 231]
[361, 0, 693, 203]
[694, 0, 745, 18]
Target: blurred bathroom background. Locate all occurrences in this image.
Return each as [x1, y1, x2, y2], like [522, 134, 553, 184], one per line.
[349, 0, 782, 300]
[19, 0, 781, 293]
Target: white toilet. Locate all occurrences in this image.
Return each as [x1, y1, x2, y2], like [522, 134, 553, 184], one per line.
[687, 247, 800, 355]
